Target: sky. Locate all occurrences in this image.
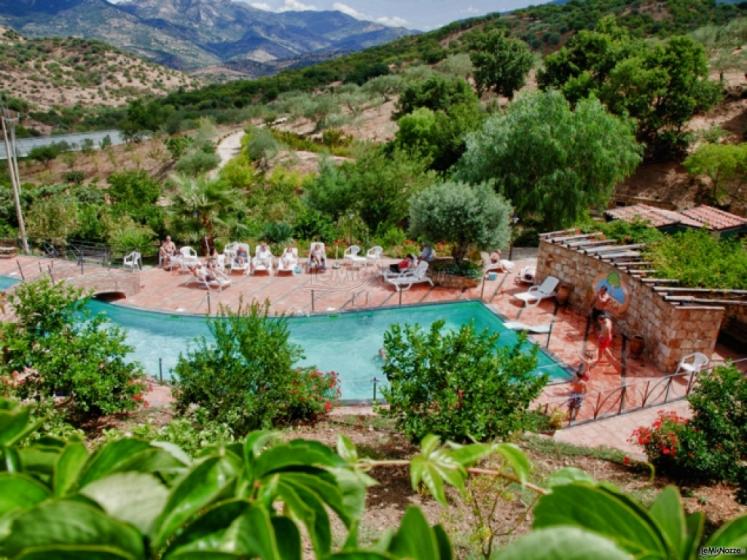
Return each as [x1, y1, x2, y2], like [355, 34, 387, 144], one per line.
[241, 0, 546, 30]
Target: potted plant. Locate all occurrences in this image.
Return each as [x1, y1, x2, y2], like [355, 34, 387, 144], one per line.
[629, 335, 645, 358]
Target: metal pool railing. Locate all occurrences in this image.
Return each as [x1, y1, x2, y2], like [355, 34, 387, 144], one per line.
[540, 357, 747, 428]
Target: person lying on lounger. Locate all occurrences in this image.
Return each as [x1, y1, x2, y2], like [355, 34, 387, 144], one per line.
[389, 254, 417, 274]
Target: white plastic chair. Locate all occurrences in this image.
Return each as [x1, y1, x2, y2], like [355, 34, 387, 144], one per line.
[675, 352, 709, 375]
[123, 251, 141, 270]
[344, 245, 367, 268]
[193, 266, 231, 291]
[384, 261, 433, 292]
[366, 246, 383, 268]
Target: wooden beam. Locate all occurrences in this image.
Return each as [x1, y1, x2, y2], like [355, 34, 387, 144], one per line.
[653, 287, 747, 295]
[641, 278, 680, 284]
[616, 261, 653, 267]
[552, 233, 601, 244]
[540, 228, 578, 239]
[665, 296, 747, 306]
[600, 251, 641, 260]
[586, 243, 646, 254]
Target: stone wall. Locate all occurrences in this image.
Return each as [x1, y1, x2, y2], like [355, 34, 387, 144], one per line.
[536, 240, 724, 372]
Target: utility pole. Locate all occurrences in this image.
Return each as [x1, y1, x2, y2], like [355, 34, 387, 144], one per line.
[1, 108, 30, 254]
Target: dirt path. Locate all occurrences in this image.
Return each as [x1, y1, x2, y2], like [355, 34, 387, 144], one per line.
[210, 128, 246, 177]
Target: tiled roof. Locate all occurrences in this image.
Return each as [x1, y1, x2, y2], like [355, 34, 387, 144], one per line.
[604, 204, 702, 228]
[680, 205, 747, 231]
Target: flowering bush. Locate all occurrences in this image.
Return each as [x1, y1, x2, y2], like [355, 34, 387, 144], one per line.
[630, 411, 689, 470]
[1, 278, 145, 421]
[631, 365, 746, 503]
[174, 300, 339, 433]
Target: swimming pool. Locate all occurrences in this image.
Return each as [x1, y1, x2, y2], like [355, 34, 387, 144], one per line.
[86, 299, 570, 400]
[0, 275, 19, 291]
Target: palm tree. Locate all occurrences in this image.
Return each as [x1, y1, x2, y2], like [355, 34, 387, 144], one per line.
[168, 175, 240, 254]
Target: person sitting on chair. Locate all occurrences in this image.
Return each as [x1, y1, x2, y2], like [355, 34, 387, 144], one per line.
[236, 244, 248, 266]
[159, 235, 176, 268]
[419, 244, 435, 263]
[309, 243, 326, 270]
[255, 242, 272, 269]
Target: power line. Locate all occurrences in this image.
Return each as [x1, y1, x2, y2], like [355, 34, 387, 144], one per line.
[1, 105, 30, 254]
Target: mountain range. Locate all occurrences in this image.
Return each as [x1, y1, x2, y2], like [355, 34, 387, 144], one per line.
[0, 0, 414, 78]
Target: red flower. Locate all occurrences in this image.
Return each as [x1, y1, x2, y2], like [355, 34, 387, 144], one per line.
[324, 400, 332, 413]
[623, 456, 630, 466]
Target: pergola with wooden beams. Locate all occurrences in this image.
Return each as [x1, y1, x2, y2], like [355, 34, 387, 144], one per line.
[539, 229, 747, 308]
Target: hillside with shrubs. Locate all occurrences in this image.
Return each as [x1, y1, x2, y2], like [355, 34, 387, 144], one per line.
[0, 25, 200, 114]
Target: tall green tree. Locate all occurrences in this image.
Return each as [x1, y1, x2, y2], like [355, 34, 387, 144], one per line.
[469, 30, 534, 99]
[456, 91, 641, 230]
[393, 101, 483, 172]
[409, 181, 512, 264]
[539, 17, 720, 156]
[684, 142, 747, 204]
[395, 74, 478, 118]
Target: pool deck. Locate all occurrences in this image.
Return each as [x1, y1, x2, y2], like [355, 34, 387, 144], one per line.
[2, 254, 744, 455]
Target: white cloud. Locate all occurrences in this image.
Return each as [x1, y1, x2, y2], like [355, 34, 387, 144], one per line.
[278, 0, 318, 11]
[332, 2, 365, 19]
[250, 2, 273, 10]
[375, 15, 408, 27]
[330, 2, 408, 27]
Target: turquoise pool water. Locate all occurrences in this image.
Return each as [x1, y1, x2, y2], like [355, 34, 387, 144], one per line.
[0, 275, 19, 291]
[86, 299, 570, 400]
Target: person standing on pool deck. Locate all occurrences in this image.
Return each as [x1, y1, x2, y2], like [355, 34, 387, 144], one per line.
[592, 312, 615, 371]
[568, 367, 589, 421]
[590, 285, 611, 323]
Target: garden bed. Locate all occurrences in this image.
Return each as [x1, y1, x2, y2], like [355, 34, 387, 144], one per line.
[427, 258, 482, 290]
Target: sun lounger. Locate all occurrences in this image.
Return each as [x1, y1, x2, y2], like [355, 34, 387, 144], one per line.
[481, 251, 514, 274]
[224, 242, 250, 274]
[504, 320, 553, 334]
[278, 247, 299, 275]
[513, 276, 559, 306]
[384, 261, 434, 292]
[193, 267, 231, 291]
[253, 245, 274, 275]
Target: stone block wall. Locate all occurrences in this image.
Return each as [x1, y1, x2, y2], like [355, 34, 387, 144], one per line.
[536, 240, 724, 372]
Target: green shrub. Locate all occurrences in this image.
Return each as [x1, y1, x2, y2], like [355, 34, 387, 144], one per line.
[632, 365, 746, 502]
[0, 278, 145, 421]
[382, 320, 547, 442]
[174, 301, 339, 434]
[63, 170, 85, 185]
[648, 230, 747, 290]
[174, 149, 220, 176]
[26, 193, 80, 244]
[262, 221, 293, 244]
[292, 207, 337, 242]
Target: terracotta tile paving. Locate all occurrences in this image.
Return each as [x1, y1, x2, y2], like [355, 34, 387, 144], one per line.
[553, 400, 692, 460]
[2, 254, 744, 453]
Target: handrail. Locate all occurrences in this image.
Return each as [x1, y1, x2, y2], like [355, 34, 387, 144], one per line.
[545, 357, 747, 428]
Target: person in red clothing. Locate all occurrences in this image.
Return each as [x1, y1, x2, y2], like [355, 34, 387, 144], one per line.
[592, 312, 615, 372]
[389, 254, 417, 274]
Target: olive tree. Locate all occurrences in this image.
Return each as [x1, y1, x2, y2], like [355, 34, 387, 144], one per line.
[456, 91, 642, 230]
[469, 30, 534, 99]
[409, 181, 512, 264]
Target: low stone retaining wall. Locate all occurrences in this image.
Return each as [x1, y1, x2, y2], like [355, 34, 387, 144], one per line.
[536, 238, 724, 372]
